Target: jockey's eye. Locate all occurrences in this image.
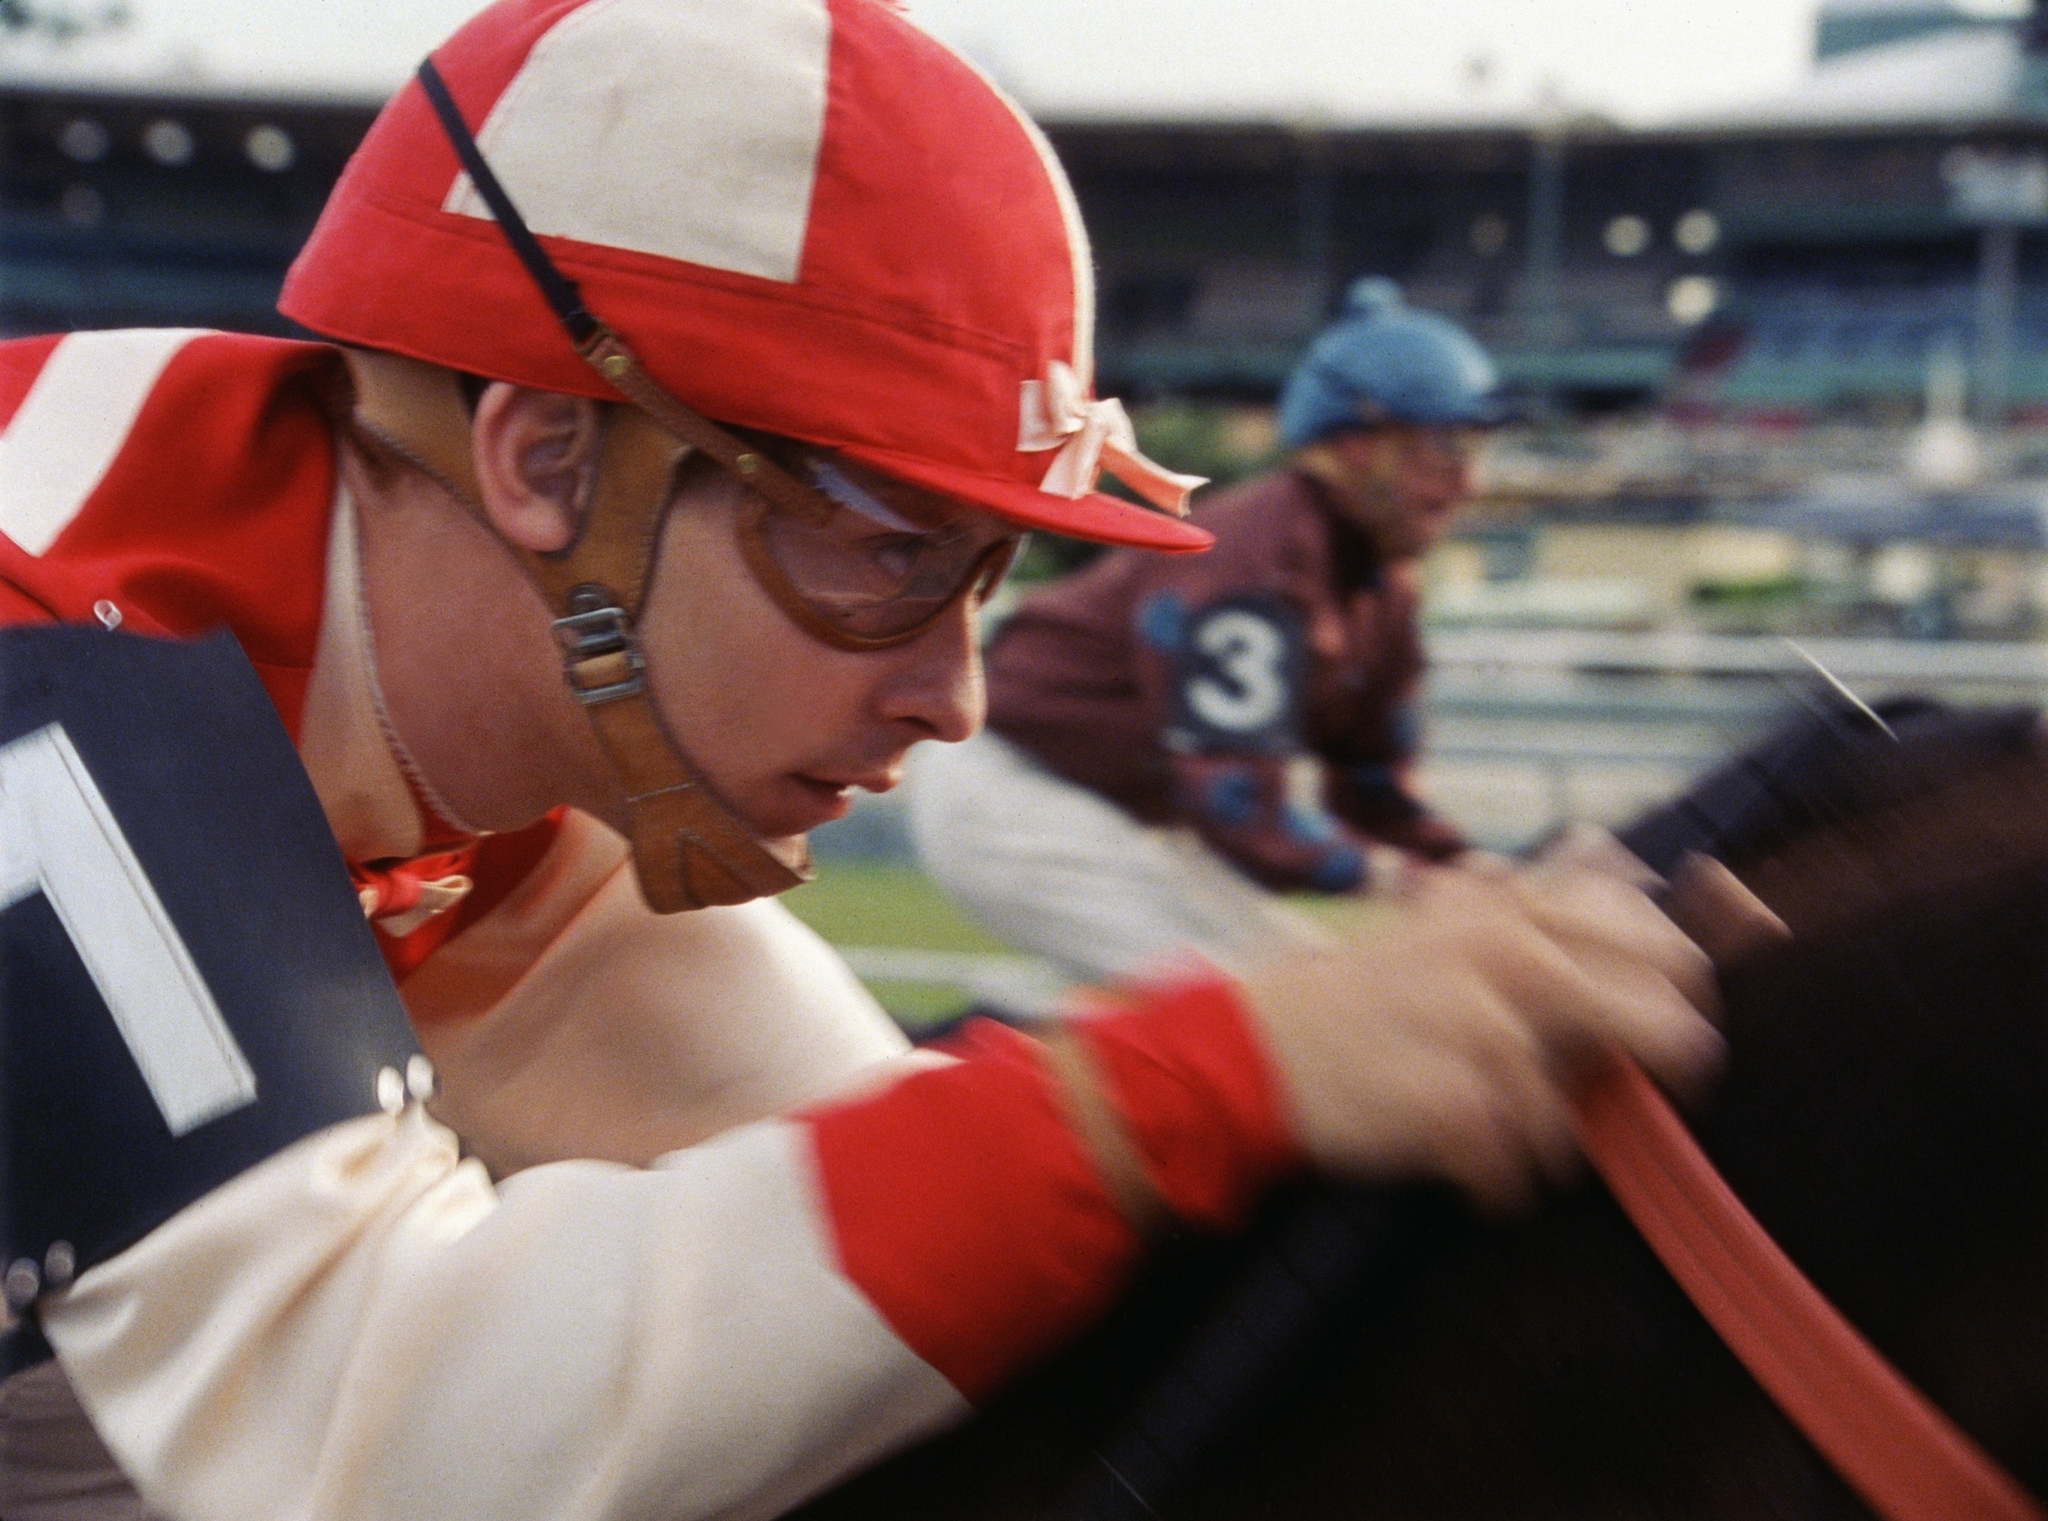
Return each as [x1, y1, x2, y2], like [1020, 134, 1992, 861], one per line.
[860, 531, 930, 583]
[729, 448, 1022, 646]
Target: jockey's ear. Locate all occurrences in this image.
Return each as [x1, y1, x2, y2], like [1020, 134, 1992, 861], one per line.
[470, 384, 605, 556]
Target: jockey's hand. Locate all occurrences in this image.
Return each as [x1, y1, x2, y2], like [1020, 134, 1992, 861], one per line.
[1355, 841, 1421, 899]
[1237, 838, 1724, 1214]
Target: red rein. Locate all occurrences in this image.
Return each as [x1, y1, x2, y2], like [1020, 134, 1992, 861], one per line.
[1572, 1056, 2045, 1521]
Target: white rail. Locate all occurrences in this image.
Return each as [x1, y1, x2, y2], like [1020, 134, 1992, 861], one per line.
[1426, 629, 2048, 689]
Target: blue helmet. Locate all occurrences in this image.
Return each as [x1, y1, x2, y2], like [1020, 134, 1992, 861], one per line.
[1276, 278, 1505, 447]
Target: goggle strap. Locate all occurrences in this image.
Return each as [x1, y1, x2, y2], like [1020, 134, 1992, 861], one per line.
[576, 329, 837, 528]
[339, 346, 485, 509]
[411, 56, 824, 911]
[417, 58, 597, 347]
[343, 348, 670, 630]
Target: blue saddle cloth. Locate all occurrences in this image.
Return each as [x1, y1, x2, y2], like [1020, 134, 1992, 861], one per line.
[1, 626, 418, 1375]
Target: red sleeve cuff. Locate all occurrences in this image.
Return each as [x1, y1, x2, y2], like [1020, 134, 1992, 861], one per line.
[1070, 974, 1304, 1232]
[805, 1020, 1139, 1401]
[803, 977, 1302, 1403]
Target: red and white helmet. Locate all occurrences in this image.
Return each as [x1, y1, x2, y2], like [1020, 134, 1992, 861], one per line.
[281, 0, 1208, 552]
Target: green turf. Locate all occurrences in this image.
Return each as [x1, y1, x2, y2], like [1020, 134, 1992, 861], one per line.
[851, 980, 980, 1030]
[782, 860, 1012, 952]
[782, 857, 1388, 1029]
[782, 861, 1011, 1027]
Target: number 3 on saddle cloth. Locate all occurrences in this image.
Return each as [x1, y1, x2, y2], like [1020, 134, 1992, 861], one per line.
[0, 626, 421, 1376]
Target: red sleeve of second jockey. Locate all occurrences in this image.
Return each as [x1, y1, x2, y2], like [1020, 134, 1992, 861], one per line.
[804, 976, 1301, 1401]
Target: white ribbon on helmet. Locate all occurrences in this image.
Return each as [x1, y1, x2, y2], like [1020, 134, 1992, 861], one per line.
[1018, 361, 1207, 516]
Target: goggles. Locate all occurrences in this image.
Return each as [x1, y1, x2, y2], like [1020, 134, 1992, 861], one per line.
[731, 444, 1024, 650]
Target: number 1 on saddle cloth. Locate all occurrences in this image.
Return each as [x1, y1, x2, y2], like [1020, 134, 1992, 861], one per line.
[0, 626, 420, 1375]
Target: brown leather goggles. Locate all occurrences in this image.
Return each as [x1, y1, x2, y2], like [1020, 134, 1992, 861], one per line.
[729, 443, 1024, 650]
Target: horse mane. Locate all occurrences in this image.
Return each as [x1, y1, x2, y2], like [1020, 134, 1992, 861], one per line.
[798, 699, 2048, 1521]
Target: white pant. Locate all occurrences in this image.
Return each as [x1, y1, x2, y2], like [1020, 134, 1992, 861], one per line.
[905, 731, 1329, 991]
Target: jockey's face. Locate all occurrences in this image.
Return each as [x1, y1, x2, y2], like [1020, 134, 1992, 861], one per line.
[1310, 423, 1483, 562]
[635, 457, 991, 847]
[381, 383, 990, 850]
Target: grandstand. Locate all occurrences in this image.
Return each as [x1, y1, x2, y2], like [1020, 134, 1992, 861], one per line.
[1071, 1, 2048, 421]
[0, 84, 365, 336]
[4, 0, 2048, 424]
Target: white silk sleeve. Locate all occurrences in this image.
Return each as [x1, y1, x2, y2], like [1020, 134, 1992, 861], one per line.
[41, 1105, 970, 1521]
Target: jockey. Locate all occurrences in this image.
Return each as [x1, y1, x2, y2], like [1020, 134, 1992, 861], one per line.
[0, 3, 1722, 1519]
[907, 279, 1504, 989]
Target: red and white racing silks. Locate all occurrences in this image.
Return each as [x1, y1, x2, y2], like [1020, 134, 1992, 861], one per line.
[0, 329, 1301, 1520]
[0, 329, 337, 729]
[0, 327, 521, 975]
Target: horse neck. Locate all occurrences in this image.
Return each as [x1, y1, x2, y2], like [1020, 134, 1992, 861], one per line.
[1698, 849, 2048, 1496]
[1281, 783, 2048, 1521]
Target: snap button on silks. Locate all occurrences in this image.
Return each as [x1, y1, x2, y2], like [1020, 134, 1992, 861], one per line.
[42, 1242, 75, 1290]
[4, 1259, 41, 1312]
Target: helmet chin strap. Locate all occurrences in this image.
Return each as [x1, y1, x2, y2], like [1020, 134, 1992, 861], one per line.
[341, 346, 811, 913]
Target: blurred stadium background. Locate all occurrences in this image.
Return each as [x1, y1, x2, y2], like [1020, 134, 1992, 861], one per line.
[12, 0, 2048, 1018]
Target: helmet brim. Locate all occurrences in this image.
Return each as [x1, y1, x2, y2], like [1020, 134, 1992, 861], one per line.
[841, 444, 1214, 552]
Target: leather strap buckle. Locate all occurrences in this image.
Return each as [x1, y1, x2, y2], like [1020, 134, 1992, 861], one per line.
[552, 592, 645, 706]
